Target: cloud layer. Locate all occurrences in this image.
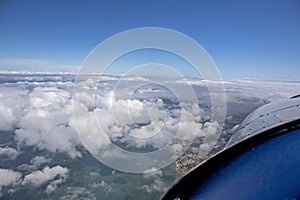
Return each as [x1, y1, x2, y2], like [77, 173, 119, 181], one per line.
[0, 73, 300, 198]
[0, 165, 68, 196]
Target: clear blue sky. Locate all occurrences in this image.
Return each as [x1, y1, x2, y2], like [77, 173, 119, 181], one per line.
[0, 0, 299, 80]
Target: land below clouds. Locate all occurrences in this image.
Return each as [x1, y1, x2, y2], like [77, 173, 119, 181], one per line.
[0, 72, 299, 199]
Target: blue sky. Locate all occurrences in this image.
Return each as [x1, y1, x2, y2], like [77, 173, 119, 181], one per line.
[0, 0, 299, 80]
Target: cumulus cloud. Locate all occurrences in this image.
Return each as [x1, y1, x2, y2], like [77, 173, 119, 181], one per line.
[91, 180, 112, 193]
[0, 164, 69, 196]
[143, 167, 163, 178]
[1, 72, 300, 199]
[22, 165, 68, 187]
[0, 73, 300, 190]
[30, 156, 51, 167]
[17, 156, 51, 172]
[0, 168, 22, 186]
[0, 103, 16, 131]
[73, 86, 207, 157]
[0, 146, 20, 160]
[59, 186, 96, 200]
[0, 84, 81, 159]
[142, 178, 168, 193]
[15, 127, 81, 159]
[45, 177, 66, 194]
[0, 168, 22, 196]
[1, 73, 300, 166]
[21, 165, 69, 194]
[0, 86, 29, 131]
[141, 168, 168, 193]
[13, 87, 82, 159]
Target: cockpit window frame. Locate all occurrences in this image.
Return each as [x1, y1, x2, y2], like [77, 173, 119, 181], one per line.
[161, 119, 300, 200]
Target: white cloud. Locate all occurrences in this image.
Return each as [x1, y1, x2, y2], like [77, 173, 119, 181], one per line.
[30, 156, 51, 168]
[142, 168, 168, 193]
[0, 164, 68, 196]
[13, 87, 82, 159]
[1, 74, 300, 167]
[0, 86, 29, 131]
[0, 146, 20, 160]
[141, 179, 168, 193]
[143, 167, 163, 178]
[0, 58, 80, 73]
[224, 80, 300, 102]
[0, 103, 16, 131]
[91, 180, 112, 193]
[59, 186, 96, 200]
[0, 168, 22, 196]
[17, 156, 51, 172]
[71, 83, 206, 172]
[22, 165, 69, 193]
[45, 177, 66, 194]
[0, 168, 22, 186]
[0, 74, 299, 198]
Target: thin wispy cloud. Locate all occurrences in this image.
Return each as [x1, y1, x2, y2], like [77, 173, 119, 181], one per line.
[0, 58, 80, 73]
